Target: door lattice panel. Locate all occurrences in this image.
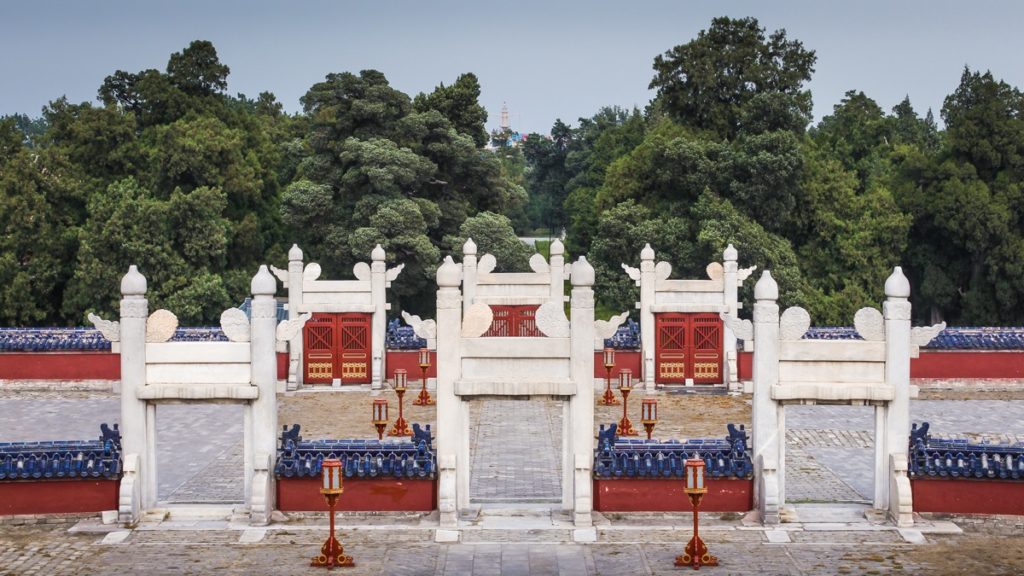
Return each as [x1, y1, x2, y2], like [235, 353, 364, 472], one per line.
[655, 313, 723, 384]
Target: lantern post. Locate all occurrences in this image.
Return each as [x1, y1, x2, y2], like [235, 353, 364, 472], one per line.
[641, 398, 658, 440]
[413, 347, 434, 406]
[616, 368, 638, 436]
[600, 347, 620, 405]
[388, 369, 411, 437]
[311, 459, 355, 568]
[675, 457, 718, 569]
[371, 399, 389, 440]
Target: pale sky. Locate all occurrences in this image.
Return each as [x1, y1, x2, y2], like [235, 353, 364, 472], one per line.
[3, 0, 1023, 134]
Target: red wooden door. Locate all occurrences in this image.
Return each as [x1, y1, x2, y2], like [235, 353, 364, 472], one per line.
[654, 313, 723, 384]
[482, 305, 542, 337]
[337, 313, 371, 384]
[690, 313, 723, 383]
[303, 314, 337, 384]
[655, 313, 689, 383]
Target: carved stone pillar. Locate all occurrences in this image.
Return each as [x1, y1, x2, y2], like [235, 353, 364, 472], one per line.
[722, 244, 739, 389]
[883, 267, 913, 520]
[570, 257, 596, 528]
[371, 244, 387, 390]
[118, 266, 148, 523]
[462, 239, 477, 317]
[287, 244, 304, 390]
[752, 271, 781, 525]
[435, 257, 463, 528]
[250, 265, 278, 524]
[549, 239, 566, 303]
[638, 244, 656, 391]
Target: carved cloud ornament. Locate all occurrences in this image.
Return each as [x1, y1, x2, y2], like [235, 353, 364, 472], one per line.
[854, 307, 886, 341]
[535, 301, 571, 338]
[621, 263, 641, 282]
[594, 311, 629, 340]
[719, 312, 753, 341]
[402, 311, 437, 340]
[276, 313, 312, 343]
[737, 266, 757, 283]
[477, 254, 497, 275]
[352, 262, 371, 282]
[269, 265, 288, 284]
[779, 307, 811, 341]
[706, 262, 724, 281]
[462, 303, 494, 338]
[146, 309, 178, 343]
[386, 263, 405, 282]
[654, 261, 672, 281]
[911, 322, 946, 350]
[304, 263, 322, 281]
[529, 253, 550, 274]
[220, 308, 251, 342]
[87, 313, 120, 342]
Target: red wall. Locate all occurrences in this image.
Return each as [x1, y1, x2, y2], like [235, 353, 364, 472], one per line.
[277, 477, 436, 512]
[276, 352, 287, 380]
[593, 351, 641, 379]
[385, 351, 437, 380]
[912, 478, 1024, 515]
[0, 480, 119, 515]
[911, 351, 1024, 379]
[738, 351, 752, 381]
[593, 478, 753, 512]
[0, 352, 119, 380]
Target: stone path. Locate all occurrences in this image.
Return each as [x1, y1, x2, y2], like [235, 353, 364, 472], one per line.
[156, 404, 244, 503]
[470, 398, 562, 503]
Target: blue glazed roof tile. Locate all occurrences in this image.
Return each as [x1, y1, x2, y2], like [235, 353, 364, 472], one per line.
[0, 424, 122, 481]
[908, 422, 1024, 480]
[274, 424, 436, 480]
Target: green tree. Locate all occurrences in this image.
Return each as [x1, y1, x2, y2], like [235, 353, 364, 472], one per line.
[413, 73, 489, 147]
[650, 16, 816, 139]
[444, 211, 533, 273]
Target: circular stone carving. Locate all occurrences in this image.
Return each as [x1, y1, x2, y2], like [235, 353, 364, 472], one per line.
[146, 309, 178, 343]
[220, 308, 251, 342]
[779, 307, 811, 341]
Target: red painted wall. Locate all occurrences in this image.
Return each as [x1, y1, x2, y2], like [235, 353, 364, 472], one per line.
[738, 351, 752, 381]
[0, 352, 119, 380]
[593, 478, 753, 512]
[911, 351, 1024, 379]
[592, 351, 642, 379]
[912, 478, 1024, 515]
[0, 479, 119, 515]
[385, 351, 437, 380]
[277, 352, 287, 380]
[277, 477, 436, 512]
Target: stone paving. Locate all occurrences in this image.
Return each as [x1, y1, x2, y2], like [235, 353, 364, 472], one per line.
[470, 398, 562, 503]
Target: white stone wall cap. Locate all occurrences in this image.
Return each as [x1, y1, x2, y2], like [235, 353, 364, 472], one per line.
[251, 265, 277, 295]
[754, 270, 779, 301]
[724, 243, 738, 262]
[121, 265, 147, 295]
[885, 266, 911, 298]
[640, 243, 655, 261]
[550, 238, 565, 256]
[463, 237, 477, 255]
[371, 244, 386, 261]
[288, 243, 303, 261]
[437, 255, 461, 287]
[571, 256, 595, 286]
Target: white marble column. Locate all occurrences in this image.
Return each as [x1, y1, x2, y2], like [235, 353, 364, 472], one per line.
[883, 267, 913, 520]
[549, 239, 566, 303]
[435, 256, 463, 528]
[462, 239, 477, 317]
[287, 244, 304, 390]
[569, 257, 596, 528]
[118, 266, 149, 523]
[638, 244, 656, 391]
[752, 271, 781, 524]
[250, 265, 278, 524]
[722, 244, 739, 389]
[371, 244, 387, 390]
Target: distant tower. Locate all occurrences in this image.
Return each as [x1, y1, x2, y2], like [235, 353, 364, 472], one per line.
[500, 102, 510, 131]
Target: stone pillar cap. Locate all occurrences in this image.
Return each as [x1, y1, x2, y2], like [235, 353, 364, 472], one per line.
[571, 256, 595, 286]
[288, 243, 303, 261]
[437, 256, 461, 287]
[724, 243, 738, 262]
[463, 237, 477, 256]
[640, 243, 655, 261]
[371, 244, 386, 261]
[550, 238, 564, 256]
[121, 265, 147, 296]
[754, 270, 778, 301]
[251, 265, 277, 295]
[885, 266, 911, 298]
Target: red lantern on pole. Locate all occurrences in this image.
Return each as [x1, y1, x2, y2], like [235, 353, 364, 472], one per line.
[616, 369, 638, 436]
[311, 459, 355, 568]
[388, 369, 411, 437]
[600, 347, 620, 406]
[413, 347, 434, 406]
[641, 398, 658, 440]
[675, 457, 718, 569]
[372, 399, 389, 440]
